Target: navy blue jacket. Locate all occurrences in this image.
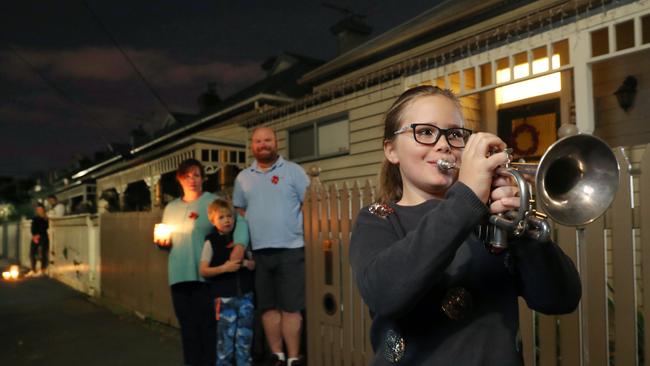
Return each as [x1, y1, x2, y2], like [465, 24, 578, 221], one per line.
[205, 228, 254, 298]
[350, 182, 581, 365]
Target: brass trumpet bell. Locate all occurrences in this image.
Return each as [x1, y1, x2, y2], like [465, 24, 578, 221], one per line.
[534, 133, 619, 226]
[485, 133, 619, 252]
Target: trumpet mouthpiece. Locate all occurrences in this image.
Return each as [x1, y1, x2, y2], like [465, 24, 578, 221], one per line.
[437, 159, 457, 171]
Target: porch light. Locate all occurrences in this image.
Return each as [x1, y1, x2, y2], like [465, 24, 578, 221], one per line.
[614, 76, 637, 112]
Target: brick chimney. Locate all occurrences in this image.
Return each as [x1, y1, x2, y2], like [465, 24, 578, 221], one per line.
[330, 15, 372, 55]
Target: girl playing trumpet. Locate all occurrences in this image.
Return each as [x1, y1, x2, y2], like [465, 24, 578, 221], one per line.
[350, 85, 581, 365]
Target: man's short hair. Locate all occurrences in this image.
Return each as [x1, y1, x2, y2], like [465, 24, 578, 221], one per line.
[251, 126, 277, 141]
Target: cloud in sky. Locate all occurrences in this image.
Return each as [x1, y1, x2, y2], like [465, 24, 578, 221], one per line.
[0, 46, 267, 176]
[1, 47, 265, 96]
[0, 0, 442, 176]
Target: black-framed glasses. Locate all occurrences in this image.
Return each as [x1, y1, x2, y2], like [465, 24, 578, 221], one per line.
[393, 123, 472, 148]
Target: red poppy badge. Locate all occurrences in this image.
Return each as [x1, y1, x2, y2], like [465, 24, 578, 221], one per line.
[271, 175, 279, 184]
[188, 211, 199, 220]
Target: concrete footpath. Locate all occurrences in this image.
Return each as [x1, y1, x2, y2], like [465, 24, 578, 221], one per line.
[0, 260, 183, 366]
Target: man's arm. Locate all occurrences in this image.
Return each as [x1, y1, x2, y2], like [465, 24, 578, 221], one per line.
[232, 174, 247, 215]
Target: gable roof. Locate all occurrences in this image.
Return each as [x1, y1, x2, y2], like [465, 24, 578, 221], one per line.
[299, 0, 537, 85]
[130, 52, 324, 155]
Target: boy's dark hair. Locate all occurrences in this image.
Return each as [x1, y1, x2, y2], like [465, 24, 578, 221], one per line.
[176, 158, 205, 180]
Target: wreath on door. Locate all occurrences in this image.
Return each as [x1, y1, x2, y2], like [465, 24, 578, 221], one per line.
[511, 123, 539, 156]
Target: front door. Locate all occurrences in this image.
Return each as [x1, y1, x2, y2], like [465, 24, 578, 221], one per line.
[497, 99, 561, 161]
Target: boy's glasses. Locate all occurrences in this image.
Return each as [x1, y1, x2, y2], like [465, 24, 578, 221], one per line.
[393, 123, 472, 148]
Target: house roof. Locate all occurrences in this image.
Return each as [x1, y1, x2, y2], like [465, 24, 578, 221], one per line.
[130, 52, 324, 155]
[64, 52, 324, 184]
[214, 52, 324, 108]
[299, 0, 537, 85]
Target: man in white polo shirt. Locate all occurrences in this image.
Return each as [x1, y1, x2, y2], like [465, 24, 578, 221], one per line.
[233, 126, 310, 366]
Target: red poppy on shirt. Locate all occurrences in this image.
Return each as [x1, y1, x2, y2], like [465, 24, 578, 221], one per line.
[188, 211, 199, 220]
[271, 175, 279, 184]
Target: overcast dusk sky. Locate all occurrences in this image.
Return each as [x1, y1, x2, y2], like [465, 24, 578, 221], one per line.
[0, 0, 440, 177]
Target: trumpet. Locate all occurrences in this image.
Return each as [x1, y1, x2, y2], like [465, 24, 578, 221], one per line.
[438, 134, 620, 253]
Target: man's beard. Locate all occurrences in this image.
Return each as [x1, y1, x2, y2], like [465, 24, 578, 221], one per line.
[254, 149, 277, 164]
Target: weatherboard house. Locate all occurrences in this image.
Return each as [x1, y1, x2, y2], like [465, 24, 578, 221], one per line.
[54, 52, 324, 211]
[14, 1, 650, 365]
[229, 1, 650, 364]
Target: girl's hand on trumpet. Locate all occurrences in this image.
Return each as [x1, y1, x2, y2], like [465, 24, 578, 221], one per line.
[458, 132, 509, 204]
[489, 175, 520, 214]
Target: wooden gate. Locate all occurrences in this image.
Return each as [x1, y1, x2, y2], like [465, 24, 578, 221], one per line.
[304, 180, 374, 366]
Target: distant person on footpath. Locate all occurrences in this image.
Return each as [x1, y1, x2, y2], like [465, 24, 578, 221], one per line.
[200, 198, 255, 366]
[27, 204, 49, 277]
[46, 195, 65, 217]
[154, 159, 248, 366]
[233, 126, 310, 366]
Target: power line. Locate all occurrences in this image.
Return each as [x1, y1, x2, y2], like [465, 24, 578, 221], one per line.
[2, 43, 119, 144]
[82, 0, 174, 117]
[0, 44, 120, 176]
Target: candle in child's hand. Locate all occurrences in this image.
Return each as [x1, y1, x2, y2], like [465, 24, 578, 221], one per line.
[154, 223, 173, 247]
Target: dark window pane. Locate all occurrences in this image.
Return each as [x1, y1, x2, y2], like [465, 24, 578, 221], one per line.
[289, 126, 314, 160]
[480, 63, 492, 86]
[591, 28, 609, 57]
[615, 20, 634, 51]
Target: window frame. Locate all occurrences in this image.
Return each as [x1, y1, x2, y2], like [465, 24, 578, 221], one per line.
[288, 114, 350, 163]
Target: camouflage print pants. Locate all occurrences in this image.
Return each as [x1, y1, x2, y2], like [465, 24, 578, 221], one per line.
[215, 292, 254, 366]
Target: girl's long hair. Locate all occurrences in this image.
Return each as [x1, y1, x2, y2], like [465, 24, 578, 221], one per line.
[378, 85, 462, 204]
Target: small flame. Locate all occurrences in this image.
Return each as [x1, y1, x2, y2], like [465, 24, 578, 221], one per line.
[3, 265, 20, 280]
[10, 265, 19, 279]
[154, 223, 173, 243]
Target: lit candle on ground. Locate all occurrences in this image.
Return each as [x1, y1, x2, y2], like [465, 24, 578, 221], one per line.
[2, 265, 20, 280]
[9, 265, 18, 279]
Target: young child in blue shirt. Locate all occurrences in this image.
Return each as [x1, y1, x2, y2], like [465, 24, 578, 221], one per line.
[200, 199, 255, 366]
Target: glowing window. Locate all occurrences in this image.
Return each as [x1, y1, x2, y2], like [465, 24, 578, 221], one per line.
[495, 55, 561, 105]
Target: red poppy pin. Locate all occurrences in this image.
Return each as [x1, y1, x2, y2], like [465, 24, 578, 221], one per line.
[188, 211, 199, 220]
[271, 175, 279, 184]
